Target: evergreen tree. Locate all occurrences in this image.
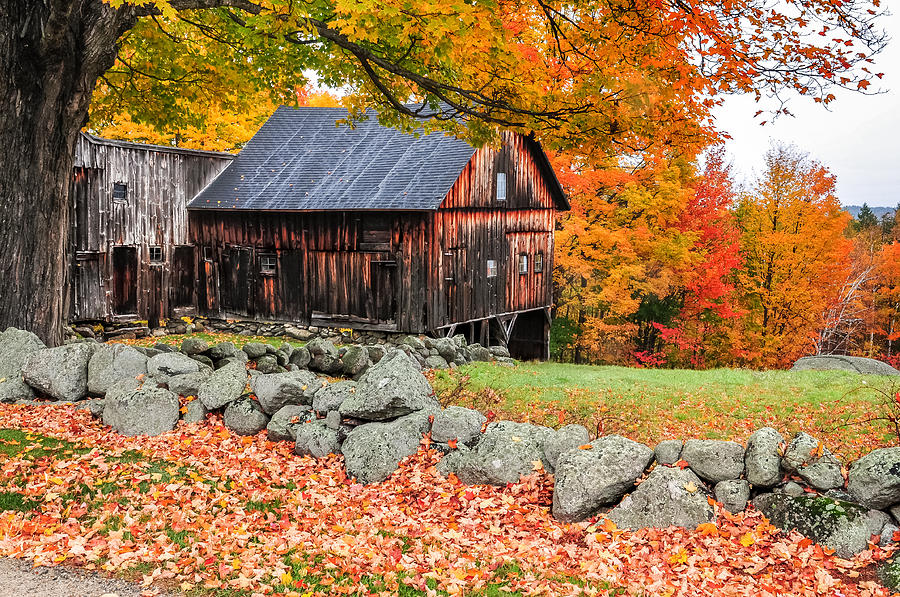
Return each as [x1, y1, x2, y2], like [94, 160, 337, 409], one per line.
[855, 203, 879, 231]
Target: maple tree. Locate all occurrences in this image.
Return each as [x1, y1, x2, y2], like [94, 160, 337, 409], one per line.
[0, 0, 890, 344]
[732, 143, 852, 368]
[552, 148, 741, 367]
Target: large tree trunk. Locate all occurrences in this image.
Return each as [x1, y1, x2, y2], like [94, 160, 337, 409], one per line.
[0, 0, 132, 345]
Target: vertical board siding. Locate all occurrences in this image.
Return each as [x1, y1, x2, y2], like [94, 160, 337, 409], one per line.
[426, 131, 558, 330]
[189, 210, 425, 332]
[70, 135, 232, 321]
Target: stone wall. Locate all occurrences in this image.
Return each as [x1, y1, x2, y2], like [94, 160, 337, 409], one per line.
[3, 325, 900, 587]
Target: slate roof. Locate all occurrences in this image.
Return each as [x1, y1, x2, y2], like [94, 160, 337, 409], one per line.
[188, 106, 479, 211]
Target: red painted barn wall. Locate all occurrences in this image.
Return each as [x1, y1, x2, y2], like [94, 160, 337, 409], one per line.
[426, 132, 557, 330]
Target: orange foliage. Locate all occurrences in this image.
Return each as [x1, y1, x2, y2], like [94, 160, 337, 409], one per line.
[0, 404, 895, 596]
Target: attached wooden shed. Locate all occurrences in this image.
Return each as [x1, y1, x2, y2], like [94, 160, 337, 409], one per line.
[71, 134, 232, 325]
[188, 106, 567, 359]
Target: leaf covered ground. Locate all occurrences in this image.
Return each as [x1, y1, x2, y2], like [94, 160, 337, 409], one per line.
[0, 403, 897, 597]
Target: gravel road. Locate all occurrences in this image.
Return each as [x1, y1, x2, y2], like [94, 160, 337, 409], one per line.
[0, 558, 171, 597]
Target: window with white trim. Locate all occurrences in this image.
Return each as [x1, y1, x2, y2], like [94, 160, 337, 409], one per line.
[496, 172, 507, 202]
[518, 253, 528, 275]
[534, 252, 544, 273]
[149, 246, 163, 263]
[486, 259, 498, 278]
[260, 254, 277, 275]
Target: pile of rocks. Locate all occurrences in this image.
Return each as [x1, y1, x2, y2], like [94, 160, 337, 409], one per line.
[9, 325, 900, 588]
[68, 318, 517, 368]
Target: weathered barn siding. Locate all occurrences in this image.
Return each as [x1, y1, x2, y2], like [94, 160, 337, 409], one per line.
[425, 133, 557, 356]
[71, 134, 232, 322]
[188, 211, 429, 332]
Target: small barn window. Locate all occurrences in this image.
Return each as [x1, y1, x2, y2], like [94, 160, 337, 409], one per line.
[260, 254, 277, 275]
[496, 173, 507, 202]
[202, 246, 213, 262]
[149, 246, 163, 263]
[112, 182, 127, 202]
[534, 252, 544, 273]
[486, 259, 498, 278]
[518, 253, 528, 275]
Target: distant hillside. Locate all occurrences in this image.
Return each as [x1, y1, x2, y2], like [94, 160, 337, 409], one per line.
[844, 205, 896, 219]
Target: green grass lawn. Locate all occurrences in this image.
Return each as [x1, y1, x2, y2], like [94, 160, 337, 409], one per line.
[112, 330, 896, 458]
[431, 361, 896, 459]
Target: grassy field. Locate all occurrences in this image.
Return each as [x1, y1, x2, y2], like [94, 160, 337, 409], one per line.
[112, 331, 896, 457]
[432, 361, 897, 459]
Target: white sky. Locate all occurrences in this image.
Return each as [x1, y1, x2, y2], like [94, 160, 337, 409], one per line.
[713, 9, 900, 208]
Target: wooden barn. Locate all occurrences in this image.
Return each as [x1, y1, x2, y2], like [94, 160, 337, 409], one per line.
[188, 106, 568, 359]
[71, 134, 232, 326]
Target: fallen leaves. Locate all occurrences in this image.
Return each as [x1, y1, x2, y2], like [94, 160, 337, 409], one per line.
[0, 403, 895, 597]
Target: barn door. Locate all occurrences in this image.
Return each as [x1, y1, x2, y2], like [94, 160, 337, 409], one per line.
[112, 246, 138, 315]
[72, 253, 104, 320]
[170, 245, 197, 310]
[371, 259, 397, 323]
[221, 246, 252, 316]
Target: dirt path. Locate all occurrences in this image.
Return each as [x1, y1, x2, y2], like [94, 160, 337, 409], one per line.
[0, 558, 172, 597]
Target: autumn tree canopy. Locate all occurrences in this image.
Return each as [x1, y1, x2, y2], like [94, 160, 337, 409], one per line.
[0, 0, 890, 345]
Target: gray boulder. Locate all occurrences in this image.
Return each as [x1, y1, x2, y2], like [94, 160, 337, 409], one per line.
[208, 341, 238, 360]
[339, 350, 436, 421]
[251, 370, 318, 414]
[267, 405, 314, 442]
[289, 347, 311, 369]
[489, 346, 511, 358]
[294, 420, 343, 458]
[241, 342, 267, 359]
[223, 397, 270, 436]
[783, 432, 844, 491]
[552, 435, 654, 522]
[102, 385, 180, 436]
[23, 342, 96, 401]
[791, 355, 900, 376]
[608, 466, 714, 530]
[306, 338, 342, 374]
[402, 335, 427, 353]
[198, 361, 247, 410]
[745, 427, 784, 487]
[654, 440, 684, 466]
[312, 380, 356, 413]
[467, 343, 491, 362]
[167, 370, 212, 397]
[424, 355, 450, 370]
[342, 412, 432, 483]
[254, 354, 280, 374]
[87, 398, 106, 418]
[181, 398, 209, 424]
[778, 481, 807, 497]
[340, 345, 369, 377]
[191, 354, 215, 369]
[848, 447, 900, 509]
[430, 338, 458, 363]
[682, 439, 744, 483]
[715, 480, 751, 514]
[449, 421, 552, 486]
[180, 337, 209, 355]
[431, 406, 487, 448]
[544, 424, 591, 470]
[86, 343, 148, 396]
[0, 328, 46, 403]
[324, 410, 341, 430]
[148, 352, 201, 381]
[753, 493, 887, 558]
[366, 345, 387, 364]
[436, 446, 471, 478]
